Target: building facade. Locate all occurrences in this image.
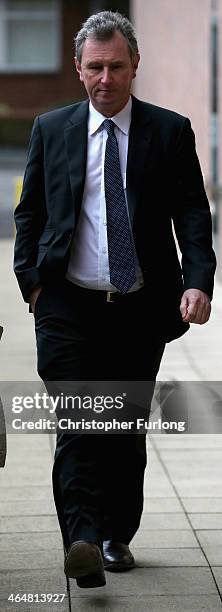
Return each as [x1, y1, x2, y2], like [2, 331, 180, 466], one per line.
[133, 0, 221, 271]
[0, 0, 92, 146]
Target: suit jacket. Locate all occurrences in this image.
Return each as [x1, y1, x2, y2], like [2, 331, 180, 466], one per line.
[14, 95, 216, 342]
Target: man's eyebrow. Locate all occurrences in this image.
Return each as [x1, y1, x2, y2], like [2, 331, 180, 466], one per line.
[86, 61, 103, 66]
[86, 60, 124, 67]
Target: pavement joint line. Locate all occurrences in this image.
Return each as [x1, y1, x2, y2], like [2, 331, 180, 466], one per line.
[150, 435, 222, 604]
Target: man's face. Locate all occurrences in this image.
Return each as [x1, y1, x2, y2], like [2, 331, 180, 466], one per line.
[75, 30, 140, 117]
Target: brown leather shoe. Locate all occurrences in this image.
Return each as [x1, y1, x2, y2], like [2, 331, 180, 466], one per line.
[103, 540, 135, 572]
[64, 540, 106, 588]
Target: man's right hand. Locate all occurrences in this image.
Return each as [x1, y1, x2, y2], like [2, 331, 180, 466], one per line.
[29, 287, 42, 315]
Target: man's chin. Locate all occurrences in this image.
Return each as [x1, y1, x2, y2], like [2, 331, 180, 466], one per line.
[96, 93, 116, 105]
[91, 95, 128, 116]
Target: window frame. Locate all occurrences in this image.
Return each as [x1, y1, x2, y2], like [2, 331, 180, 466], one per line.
[0, 0, 61, 73]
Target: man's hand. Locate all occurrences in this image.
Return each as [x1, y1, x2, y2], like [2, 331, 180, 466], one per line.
[180, 288, 211, 324]
[29, 287, 42, 315]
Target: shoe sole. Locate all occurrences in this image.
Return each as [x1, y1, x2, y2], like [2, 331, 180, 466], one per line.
[64, 541, 106, 587]
[76, 572, 106, 588]
[104, 560, 135, 572]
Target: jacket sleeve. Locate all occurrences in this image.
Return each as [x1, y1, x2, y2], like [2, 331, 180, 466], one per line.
[14, 117, 48, 302]
[172, 118, 216, 299]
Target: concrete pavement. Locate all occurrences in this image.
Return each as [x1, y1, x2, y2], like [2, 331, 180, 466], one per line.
[0, 238, 222, 611]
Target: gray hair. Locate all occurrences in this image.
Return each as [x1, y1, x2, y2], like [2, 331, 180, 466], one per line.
[74, 10, 139, 62]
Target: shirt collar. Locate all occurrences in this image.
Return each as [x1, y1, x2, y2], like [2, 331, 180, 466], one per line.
[88, 96, 132, 136]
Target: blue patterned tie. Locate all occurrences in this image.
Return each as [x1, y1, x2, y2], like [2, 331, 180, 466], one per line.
[103, 119, 136, 294]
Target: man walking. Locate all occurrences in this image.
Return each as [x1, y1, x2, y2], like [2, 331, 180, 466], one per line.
[14, 11, 216, 588]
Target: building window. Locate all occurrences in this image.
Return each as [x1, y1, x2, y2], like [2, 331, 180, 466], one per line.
[0, 0, 61, 72]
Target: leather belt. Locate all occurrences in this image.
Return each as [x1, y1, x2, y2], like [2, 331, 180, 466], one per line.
[66, 282, 145, 303]
[106, 291, 118, 302]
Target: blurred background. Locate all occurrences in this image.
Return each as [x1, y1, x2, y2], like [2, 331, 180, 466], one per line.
[0, 0, 221, 274]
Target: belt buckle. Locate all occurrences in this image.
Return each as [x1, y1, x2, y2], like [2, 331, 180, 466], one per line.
[106, 291, 115, 302]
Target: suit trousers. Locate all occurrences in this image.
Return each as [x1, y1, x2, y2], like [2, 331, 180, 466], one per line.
[34, 279, 165, 552]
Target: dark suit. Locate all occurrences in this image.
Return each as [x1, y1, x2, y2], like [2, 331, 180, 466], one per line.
[14, 95, 216, 550]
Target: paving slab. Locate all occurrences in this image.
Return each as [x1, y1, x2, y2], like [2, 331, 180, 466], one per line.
[1, 460, 52, 474]
[162, 464, 222, 478]
[0, 515, 58, 533]
[0, 532, 62, 551]
[171, 481, 222, 498]
[143, 479, 177, 497]
[143, 497, 184, 512]
[196, 531, 222, 565]
[139, 512, 191, 530]
[2, 435, 51, 453]
[0, 550, 64, 571]
[188, 513, 222, 529]
[152, 435, 222, 449]
[159, 449, 222, 462]
[211, 568, 222, 596]
[181, 498, 222, 512]
[0, 486, 53, 501]
[2, 440, 51, 453]
[2, 452, 52, 466]
[1, 549, 208, 572]
[147, 463, 169, 476]
[5, 433, 51, 447]
[69, 568, 218, 596]
[0, 468, 51, 486]
[131, 529, 198, 548]
[130, 548, 208, 567]
[197, 530, 222, 548]
[68, 595, 222, 612]
[1, 608, 67, 612]
[198, 547, 222, 566]
[0, 500, 55, 516]
[0, 570, 68, 601]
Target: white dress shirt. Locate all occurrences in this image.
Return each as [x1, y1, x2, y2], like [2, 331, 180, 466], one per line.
[66, 96, 144, 291]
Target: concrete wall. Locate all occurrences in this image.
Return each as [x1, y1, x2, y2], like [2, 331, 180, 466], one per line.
[217, 1, 222, 274]
[218, 1, 222, 183]
[132, 0, 211, 183]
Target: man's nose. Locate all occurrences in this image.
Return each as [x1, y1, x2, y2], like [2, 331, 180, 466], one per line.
[100, 68, 112, 83]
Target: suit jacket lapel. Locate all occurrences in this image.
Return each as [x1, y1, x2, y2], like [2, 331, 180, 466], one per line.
[64, 100, 89, 221]
[127, 96, 153, 223]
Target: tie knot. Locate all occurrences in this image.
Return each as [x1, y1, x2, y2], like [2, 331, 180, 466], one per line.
[103, 119, 115, 136]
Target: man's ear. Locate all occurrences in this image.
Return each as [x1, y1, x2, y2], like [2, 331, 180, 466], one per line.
[75, 57, 84, 82]
[132, 52, 140, 78]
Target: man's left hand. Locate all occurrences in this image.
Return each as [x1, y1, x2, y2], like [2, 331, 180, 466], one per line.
[180, 288, 211, 324]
